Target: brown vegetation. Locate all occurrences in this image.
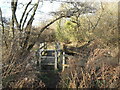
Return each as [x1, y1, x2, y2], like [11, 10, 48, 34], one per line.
[58, 40, 120, 89]
[1, 1, 119, 89]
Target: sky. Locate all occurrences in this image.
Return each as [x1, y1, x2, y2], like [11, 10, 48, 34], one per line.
[0, 0, 119, 26]
[0, 0, 62, 26]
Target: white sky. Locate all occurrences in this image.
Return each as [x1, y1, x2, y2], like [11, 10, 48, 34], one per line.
[0, 0, 119, 26]
[0, 0, 61, 26]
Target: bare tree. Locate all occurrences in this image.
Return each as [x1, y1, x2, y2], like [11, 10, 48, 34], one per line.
[2, 0, 96, 70]
[1, 0, 99, 88]
[0, 8, 4, 34]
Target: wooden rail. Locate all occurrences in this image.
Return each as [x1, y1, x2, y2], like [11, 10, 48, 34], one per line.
[37, 42, 69, 71]
[38, 49, 60, 70]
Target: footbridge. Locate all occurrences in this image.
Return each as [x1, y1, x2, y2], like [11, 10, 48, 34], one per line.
[36, 42, 68, 71]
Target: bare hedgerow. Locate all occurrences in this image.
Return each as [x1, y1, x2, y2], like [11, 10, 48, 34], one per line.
[2, 50, 45, 89]
[58, 40, 119, 89]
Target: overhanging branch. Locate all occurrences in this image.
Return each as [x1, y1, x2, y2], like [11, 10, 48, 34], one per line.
[21, 4, 36, 30]
[38, 15, 65, 37]
[11, 0, 20, 30]
[20, 0, 32, 29]
[25, 1, 39, 30]
[0, 8, 4, 34]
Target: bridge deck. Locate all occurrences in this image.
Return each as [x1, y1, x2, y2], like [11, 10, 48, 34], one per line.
[37, 47, 69, 71]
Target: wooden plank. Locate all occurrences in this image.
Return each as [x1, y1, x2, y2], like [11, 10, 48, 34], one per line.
[41, 56, 55, 58]
[54, 50, 57, 70]
[62, 64, 69, 67]
[39, 55, 42, 70]
[44, 49, 62, 52]
[41, 63, 55, 65]
[39, 48, 64, 71]
[45, 49, 55, 51]
[41, 59, 55, 63]
[62, 52, 65, 72]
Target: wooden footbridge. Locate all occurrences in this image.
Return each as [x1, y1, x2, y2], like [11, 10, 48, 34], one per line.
[36, 42, 68, 71]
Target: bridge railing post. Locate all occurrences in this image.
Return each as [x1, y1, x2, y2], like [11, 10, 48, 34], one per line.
[62, 52, 65, 72]
[39, 55, 41, 70]
[55, 50, 58, 70]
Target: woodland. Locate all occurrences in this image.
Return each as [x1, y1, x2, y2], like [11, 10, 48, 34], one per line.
[0, 0, 120, 89]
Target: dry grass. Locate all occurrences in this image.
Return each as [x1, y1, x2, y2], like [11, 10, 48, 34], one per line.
[2, 47, 45, 89]
[58, 41, 120, 89]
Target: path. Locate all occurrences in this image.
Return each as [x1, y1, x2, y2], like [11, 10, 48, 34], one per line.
[40, 71, 60, 88]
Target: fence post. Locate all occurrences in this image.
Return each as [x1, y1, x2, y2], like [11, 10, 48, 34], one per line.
[62, 52, 65, 72]
[39, 49, 42, 70]
[55, 50, 58, 70]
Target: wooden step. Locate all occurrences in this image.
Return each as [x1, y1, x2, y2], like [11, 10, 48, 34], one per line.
[41, 59, 55, 63]
[41, 63, 55, 65]
[41, 56, 55, 58]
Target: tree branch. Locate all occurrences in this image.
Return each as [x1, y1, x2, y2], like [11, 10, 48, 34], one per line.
[26, 15, 65, 51]
[22, 0, 40, 50]
[11, 0, 20, 30]
[0, 8, 8, 48]
[19, 0, 32, 29]
[38, 15, 65, 37]
[0, 8, 4, 34]
[25, 0, 40, 30]
[22, 4, 36, 30]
